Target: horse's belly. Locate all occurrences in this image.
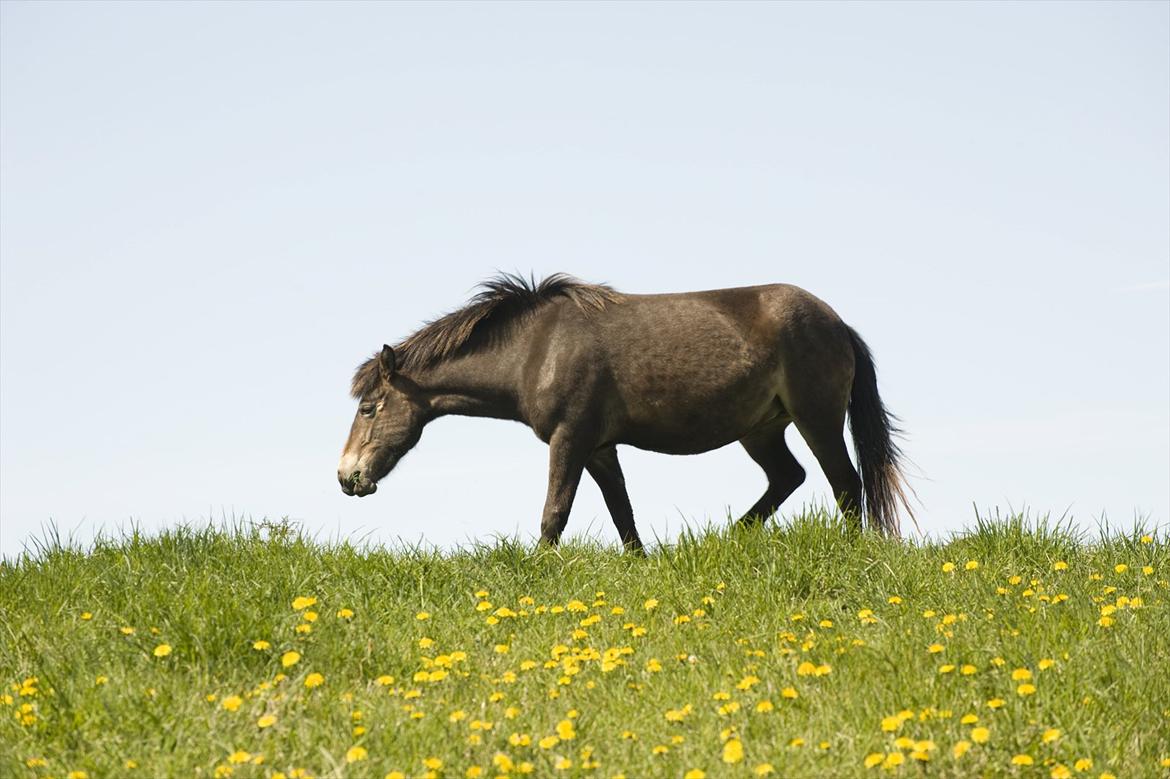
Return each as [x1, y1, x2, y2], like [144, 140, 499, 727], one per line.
[613, 385, 783, 455]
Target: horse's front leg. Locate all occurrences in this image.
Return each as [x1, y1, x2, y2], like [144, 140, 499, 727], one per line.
[539, 429, 593, 546]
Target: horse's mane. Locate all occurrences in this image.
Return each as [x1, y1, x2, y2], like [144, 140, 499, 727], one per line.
[351, 273, 621, 397]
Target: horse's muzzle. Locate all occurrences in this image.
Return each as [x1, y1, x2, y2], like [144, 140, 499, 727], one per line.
[338, 470, 377, 497]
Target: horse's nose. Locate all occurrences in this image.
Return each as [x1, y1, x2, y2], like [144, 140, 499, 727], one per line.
[338, 470, 357, 495]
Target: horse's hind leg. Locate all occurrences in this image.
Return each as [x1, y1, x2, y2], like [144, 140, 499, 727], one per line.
[736, 421, 806, 526]
[586, 445, 644, 554]
[791, 412, 864, 532]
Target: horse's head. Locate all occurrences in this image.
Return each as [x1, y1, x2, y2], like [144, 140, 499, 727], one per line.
[338, 345, 428, 497]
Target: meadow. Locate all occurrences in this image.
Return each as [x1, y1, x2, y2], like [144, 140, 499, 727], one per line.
[1, 512, 1167, 779]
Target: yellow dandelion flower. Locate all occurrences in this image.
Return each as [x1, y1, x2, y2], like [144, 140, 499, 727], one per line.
[1074, 758, 1093, 771]
[1114, 564, 1128, 574]
[722, 738, 744, 764]
[221, 695, 243, 712]
[987, 697, 1005, 709]
[280, 651, 300, 668]
[755, 700, 774, 713]
[386, 773, 406, 779]
[939, 664, 956, 674]
[228, 751, 251, 764]
[953, 740, 972, 758]
[1054, 561, 1068, 571]
[539, 735, 560, 749]
[304, 673, 324, 688]
[881, 715, 902, 732]
[257, 714, 276, 728]
[754, 764, 775, 776]
[252, 640, 271, 651]
[781, 686, 799, 699]
[1017, 683, 1037, 696]
[888, 595, 903, 604]
[337, 608, 354, 619]
[684, 770, 705, 779]
[1050, 765, 1071, 779]
[942, 562, 956, 572]
[415, 611, 430, 621]
[864, 753, 884, 768]
[1011, 754, 1033, 766]
[928, 643, 945, 653]
[971, 727, 990, 744]
[68, 772, 90, 779]
[1041, 728, 1061, 743]
[965, 560, 980, 570]
[345, 746, 367, 763]
[1011, 668, 1032, 681]
[291, 596, 316, 611]
[153, 643, 172, 658]
[81, 612, 93, 620]
[884, 752, 905, 768]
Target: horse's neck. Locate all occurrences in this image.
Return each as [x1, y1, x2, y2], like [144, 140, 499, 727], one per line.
[414, 346, 525, 422]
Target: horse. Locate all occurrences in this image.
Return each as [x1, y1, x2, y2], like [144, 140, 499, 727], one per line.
[338, 273, 914, 551]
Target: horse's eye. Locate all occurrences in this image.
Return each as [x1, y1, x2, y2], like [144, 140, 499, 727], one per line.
[359, 404, 376, 417]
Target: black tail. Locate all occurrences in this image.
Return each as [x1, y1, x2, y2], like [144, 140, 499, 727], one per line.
[846, 326, 916, 536]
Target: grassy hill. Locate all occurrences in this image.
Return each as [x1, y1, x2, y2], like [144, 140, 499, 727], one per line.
[1, 513, 1167, 779]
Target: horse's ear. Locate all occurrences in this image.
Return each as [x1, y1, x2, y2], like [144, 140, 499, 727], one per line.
[378, 344, 396, 382]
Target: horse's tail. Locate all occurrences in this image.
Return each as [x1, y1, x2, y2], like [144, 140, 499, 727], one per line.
[846, 326, 916, 537]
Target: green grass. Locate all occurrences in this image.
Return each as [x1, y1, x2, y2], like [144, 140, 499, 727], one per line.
[1, 511, 1167, 779]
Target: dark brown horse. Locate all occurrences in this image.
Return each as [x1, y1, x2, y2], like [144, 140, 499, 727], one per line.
[338, 274, 914, 551]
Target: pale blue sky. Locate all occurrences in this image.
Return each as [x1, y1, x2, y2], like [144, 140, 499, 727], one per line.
[1, 1, 1167, 558]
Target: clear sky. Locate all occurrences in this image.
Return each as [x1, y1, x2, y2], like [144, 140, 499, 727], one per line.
[1, 1, 1167, 559]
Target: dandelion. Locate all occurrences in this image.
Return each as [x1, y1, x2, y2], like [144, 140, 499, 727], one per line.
[345, 746, 368, 763]
[965, 560, 980, 570]
[942, 562, 956, 572]
[337, 608, 354, 619]
[1074, 758, 1093, 771]
[1017, 683, 1037, 696]
[939, 664, 956, 674]
[304, 673, 324, 688]
[81, 612, 93, 620]
[888, 596, 903, 604]
[153, 643, 172, 658]
[415, 611, 430, 621]
[754, 764, 775, 776]
[864, 753, 884, 768]
[722, 738, 745, 764]
[1140, 534, 1153, 543]
[684, 770, 706, 779]
[781, 687, 799, 699]
[1011, 668, 1032, 681]
[539, 735, 560, 749]
[953, 741, 972, 758]
[257, 714, 276, 728]
[228, 751, 251, 764]
[960, 664, 977, 675]
[884, 753, 905, 768]
[291, 596, 317, 611]
[1114, 564, 1128, 574]
[221, 696, 243, 712]
[1054, 561, 1068, 571]
[644, 598, 659, 610]
[281, 651, 301, 668]
[970, 727, 990, 744]
[252, 640, 271, 651]
[987, 697, 1005, 709]
[1011, 754, 1033, 766]
[755, 700, 774, 713]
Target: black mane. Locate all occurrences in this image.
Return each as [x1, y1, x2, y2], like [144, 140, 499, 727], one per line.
[351, 273, 620, 397]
